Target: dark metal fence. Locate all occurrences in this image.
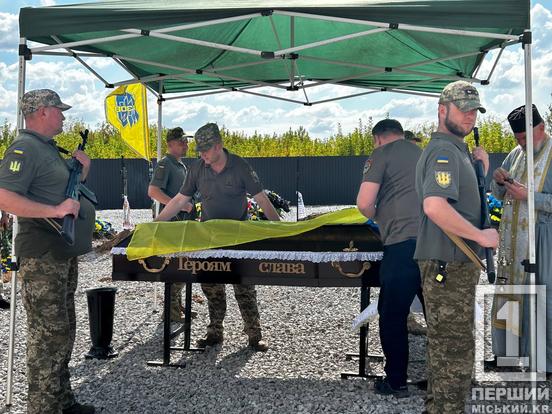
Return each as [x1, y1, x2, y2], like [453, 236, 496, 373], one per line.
[86, 153, 508, 209]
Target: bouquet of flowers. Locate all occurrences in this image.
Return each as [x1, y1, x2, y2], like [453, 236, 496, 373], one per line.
[94, 218, 117, 239]
[487, 193, 503, 228]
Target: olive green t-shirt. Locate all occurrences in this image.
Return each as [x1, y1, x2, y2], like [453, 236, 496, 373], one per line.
[179, 149, 263, 222]
[362, 139, 421, 246]
[150, 154, 194, 220]
[0, 129, 95, 259]
[150, 154, 187, 199]
[414, 132, 483, 262]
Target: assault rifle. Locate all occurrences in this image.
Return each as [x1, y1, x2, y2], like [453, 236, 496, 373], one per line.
[473, 127, 496, 283]
[60, 130, 98, 245]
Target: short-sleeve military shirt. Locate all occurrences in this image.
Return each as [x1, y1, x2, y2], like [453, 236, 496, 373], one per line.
[362, 139, 421, 246]
[150, 154, 187, 199]
[414, 132, 483, 262]
[0, 129, 95, 259]
[179, 149, 263, 221]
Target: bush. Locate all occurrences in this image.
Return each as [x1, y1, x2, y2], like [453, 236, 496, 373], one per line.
[0, 115, 524, 159]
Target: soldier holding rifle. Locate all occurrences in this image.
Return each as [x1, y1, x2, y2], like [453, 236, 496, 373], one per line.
[0, 89, 96, 414]
[414, 81, 499, 414]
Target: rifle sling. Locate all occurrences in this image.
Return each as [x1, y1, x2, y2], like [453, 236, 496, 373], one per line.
[443, 229, 486, 271]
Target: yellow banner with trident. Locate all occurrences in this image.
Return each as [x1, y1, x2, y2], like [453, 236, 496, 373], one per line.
[105, 83, 151, 160]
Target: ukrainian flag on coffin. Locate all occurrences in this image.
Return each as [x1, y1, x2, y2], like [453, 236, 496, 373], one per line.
[105, 83, 151, 161]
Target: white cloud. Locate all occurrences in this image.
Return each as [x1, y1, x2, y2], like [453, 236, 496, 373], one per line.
[40, 0, 56, 5]
[2, 2, 551, 139]
[0, 13, 19, 52]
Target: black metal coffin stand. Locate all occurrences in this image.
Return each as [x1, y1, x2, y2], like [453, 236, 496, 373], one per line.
[112, 224, 385, 378]
[146, 281, 204, 368]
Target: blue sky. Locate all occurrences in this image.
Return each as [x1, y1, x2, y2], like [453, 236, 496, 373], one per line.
[1, 0, 552, 137]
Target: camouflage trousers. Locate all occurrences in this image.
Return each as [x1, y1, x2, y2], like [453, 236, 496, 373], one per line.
[169, 283, 184, 320]
[418, 260, 479, 414]
[20, 252, 78, 414]
[201, 283, 262, 339]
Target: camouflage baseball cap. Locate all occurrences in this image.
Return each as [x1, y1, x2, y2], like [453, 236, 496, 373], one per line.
[194, 123, 222, 152]
[166, 127, 192, 142]
[21, 89, 72, 116]
[438, 81, 486, 113]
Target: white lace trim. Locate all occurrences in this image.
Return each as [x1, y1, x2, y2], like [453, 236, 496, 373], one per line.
[111, 248, 383, 263]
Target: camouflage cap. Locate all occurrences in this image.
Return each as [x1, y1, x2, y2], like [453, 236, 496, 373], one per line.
[438, 81, 486, 113]
[194, 123, 222, 152]
[166, 127, 192, 142]
[21, 89, 72, 116]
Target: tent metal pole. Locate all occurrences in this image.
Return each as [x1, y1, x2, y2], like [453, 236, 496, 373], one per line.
[382, 88, 440, 99]
[304, 68, 385, 89]
[115, 54, 289, 90]
[471, 52, 487, 78]
[310, 89, 380, 105]
[152, 12, 261, 33]
[397, 23, 517, 41]
[122, 29, 264, 57]
[113, 73, 188, 88]
[290, 16, 295, 89]
[51, 35, 111, 87]
[163, 89, 235, 100]
[5, 37, 27, 408]
[30, 11, 261, 54]
[274, 27, 389, 56]
[483, 46, 505, 84]
[111, 58, 159, 98]
[162, 84, 266, 101]
[109, 61, 274, 92]
[31, 33, 139, 53]
[299, 54, 483, 84]
[237, 88, 306, 105]
[152, 80, 164, 312]
[398, 50, 484, 69]
[210, 59, 275, 73]
[169, 74, 276, 99]
[310, 72, 449, 92]
[273, 10, 518, 41]
[32, 51, 106, 57]
[522, 30, 539, 401]
[157, 81, 163, 181]
[267, 15, 294, 85]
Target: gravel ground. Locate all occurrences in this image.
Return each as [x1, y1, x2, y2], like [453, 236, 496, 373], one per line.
[0, 208, 549, 413]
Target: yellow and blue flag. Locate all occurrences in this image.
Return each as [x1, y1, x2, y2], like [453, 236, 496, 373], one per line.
[105, 83, 151, 160]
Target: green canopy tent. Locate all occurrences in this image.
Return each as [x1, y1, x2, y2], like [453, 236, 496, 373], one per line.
[8, 0, 539, 405]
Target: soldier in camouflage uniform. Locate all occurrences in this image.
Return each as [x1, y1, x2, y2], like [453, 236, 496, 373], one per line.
[414, 81, 499, 414]
[156, 123, 281, 351]
[0, 89, 96, 414]
[148, 127, 195, 322]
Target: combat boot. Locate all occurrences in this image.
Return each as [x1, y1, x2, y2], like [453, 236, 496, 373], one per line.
[196, 332, 223, 347]
[407, 313, 427, 335]
[374, 378, 410, 398]
[248, 336, 269, 352]
[62, 402, 96, 414]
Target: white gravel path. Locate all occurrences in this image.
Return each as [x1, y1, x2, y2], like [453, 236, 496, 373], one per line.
[0, 208, 549, 413]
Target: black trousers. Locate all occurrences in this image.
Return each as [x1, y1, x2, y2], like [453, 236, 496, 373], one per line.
[378, 238, 425, 388]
